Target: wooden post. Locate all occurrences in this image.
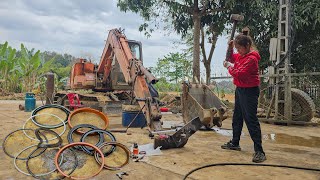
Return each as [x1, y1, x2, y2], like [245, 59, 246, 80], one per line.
[46, 72, 54, 104]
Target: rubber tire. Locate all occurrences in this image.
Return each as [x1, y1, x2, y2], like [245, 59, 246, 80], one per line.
[280, 88, 316, 122]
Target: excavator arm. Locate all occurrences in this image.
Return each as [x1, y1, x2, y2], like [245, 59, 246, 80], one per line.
[65, 28, 225, 149]
[97, 29, 162, 131]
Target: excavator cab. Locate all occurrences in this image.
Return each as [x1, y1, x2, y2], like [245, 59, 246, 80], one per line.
[128, 40, 143, 61]
[109, 40, 143, 90]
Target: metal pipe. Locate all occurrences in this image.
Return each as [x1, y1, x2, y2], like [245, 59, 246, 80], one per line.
[140, 65, 158, 84]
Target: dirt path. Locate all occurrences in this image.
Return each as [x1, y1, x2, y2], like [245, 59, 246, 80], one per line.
[0, 100, 319, 179]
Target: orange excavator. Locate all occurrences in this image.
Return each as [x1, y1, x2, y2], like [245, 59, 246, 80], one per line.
[56, 28, 226, 149]
[66, 28, 162, 130]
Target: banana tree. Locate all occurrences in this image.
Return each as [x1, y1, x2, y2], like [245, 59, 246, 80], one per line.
[0, 42, 17, 91]
[8, 66, 23, 92]
[17, 44, 41, 92]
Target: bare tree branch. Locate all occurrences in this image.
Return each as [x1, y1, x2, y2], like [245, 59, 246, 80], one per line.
[200, 27, 207, 63]
[200, 0, 209, 14]
[208, 33, 217, 62]
[202, 7, 226, 16]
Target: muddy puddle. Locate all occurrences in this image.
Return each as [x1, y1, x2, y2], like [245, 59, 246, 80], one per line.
[263, 133, 320, 148]
[212, 127, 320, 148]
[212, 127, 245, 137]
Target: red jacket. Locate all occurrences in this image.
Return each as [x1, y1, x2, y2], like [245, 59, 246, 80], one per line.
[227, 50, 260, 88]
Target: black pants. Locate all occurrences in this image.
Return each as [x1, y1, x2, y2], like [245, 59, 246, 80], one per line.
[232, 86, 264, 153]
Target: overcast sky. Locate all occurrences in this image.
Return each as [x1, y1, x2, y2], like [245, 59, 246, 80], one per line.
[0, 0, 229, 77]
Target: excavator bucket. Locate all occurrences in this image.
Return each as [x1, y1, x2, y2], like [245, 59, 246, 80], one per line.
[182, 82, 228, 129]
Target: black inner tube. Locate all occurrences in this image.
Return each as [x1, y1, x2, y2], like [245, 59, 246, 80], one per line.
[35, 128, 63, 148]
[94, 142, 130, 170]
[31, 104, 70, 128]
[80, 129, 116, 156]
[25, 147, 58, 178]
[67, 124, 104, 151]
[2, 128, 48, 160]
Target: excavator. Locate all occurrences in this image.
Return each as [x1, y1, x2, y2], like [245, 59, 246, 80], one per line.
[55, 28, 227, 149]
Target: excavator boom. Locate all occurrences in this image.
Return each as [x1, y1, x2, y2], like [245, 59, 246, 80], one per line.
[98, 29, 162, 130]
[64, 28, 226, 149]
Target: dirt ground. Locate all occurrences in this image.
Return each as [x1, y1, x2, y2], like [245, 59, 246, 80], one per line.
[0, 100, 320, 180]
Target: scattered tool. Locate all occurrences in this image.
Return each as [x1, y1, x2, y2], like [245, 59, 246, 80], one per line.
[116, 172, 128, 179]
[225, 14, 245, 61]
[134, 154, 146, 162]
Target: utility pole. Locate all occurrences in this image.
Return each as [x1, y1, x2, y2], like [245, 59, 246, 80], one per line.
[273, 0, 293, 123]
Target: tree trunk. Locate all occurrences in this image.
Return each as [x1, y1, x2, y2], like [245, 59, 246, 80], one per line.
[192, 1, 200, 83]
[201, 27, 218, 85]
[205, 34, 218, 85]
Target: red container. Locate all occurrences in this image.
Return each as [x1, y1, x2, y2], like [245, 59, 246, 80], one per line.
[160, 107, 169, 112]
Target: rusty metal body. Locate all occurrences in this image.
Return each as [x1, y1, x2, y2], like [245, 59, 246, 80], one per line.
[62, 29, 161, 131]
[182, 82, 227, 128]
[154, 117, 203, 149]
[70, 59, 95, 89]
[53, 28, 228, 149]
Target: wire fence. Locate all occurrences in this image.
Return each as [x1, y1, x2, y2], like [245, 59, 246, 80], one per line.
[211, 72, 320, 121]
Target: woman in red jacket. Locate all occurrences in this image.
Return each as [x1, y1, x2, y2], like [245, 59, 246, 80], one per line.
[221, 34, 266, 163]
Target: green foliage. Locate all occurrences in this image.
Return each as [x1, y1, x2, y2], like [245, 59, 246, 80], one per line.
[118, 0, 320, 77]
[117, 0, 233, 37]
[0, 42, 75, 93]
[17, 44, 41, 92]
[41, 51, 75, 67]
[151, 52, 191, 92]
[55, 66, 72, 79]
[231, 0, 278, 70]
[153, 52, 192, 83]
[0, 41, 19, 91]
[154, 77, 181, 92]
[235, 0, 320, 72]
[291, 0, 320, 72]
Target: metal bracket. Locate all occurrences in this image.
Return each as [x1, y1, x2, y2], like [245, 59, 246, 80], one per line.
[154, 117, 202, 150]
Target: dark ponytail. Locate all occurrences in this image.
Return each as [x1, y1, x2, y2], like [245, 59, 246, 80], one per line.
[234, 34, 253, 48]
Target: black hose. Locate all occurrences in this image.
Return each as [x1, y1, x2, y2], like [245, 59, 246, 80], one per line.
[183, 163, 320, 180]
[67, 124, 104, 151]
[2, 128, 48, 160]
[31, 104, 70, 128]
[80, 129, 116, 156]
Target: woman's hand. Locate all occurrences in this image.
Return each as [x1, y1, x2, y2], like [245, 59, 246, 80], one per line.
[223, 61, 233, 68]
[228, 40, 234, 48]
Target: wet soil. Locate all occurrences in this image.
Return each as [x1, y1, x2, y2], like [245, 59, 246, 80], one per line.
[0, 100, 319, 179]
